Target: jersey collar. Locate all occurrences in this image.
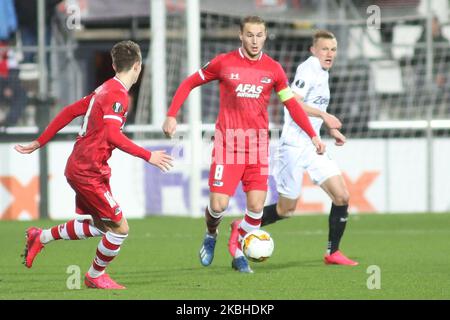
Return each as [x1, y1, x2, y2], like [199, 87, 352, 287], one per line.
[238, 47, 263, 61]
[113, 76, 129, 91]
[309, 56, 329, 74]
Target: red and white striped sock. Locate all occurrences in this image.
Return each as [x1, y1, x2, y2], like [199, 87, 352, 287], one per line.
[40, 219, 103, 244]
[236, 209, 263, 258]
[88, 231, 128, 278]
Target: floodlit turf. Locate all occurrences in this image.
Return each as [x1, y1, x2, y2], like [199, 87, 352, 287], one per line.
[0, 213, 449, 300]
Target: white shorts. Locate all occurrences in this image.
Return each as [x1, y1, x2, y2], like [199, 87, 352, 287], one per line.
[274, 142, 341, 199]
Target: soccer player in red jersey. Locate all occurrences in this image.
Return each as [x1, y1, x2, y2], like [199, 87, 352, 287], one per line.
[15, 40, 173, 289]
[229, 31, 358, 266]
[163, 16, 326, 273]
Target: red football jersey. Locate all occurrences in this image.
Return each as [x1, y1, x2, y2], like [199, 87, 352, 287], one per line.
[200, 48, 288, 133]
[36, 80, 151, 182]
[65, 77, 132, 182]
[36, 77, 151, 177]
[168, 48, 294, 153]
[168, 48, 316, 164]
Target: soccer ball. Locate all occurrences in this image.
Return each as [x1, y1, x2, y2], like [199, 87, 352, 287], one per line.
[242, 229, 274, 262]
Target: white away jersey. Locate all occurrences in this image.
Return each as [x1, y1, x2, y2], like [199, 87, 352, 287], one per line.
[280, 56, 330, 147]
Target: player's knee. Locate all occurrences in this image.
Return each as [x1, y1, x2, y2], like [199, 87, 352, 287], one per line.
[277, 202, 296, 216]
[118, 224, 129, 235]
[108, 219, 129, 235]
[92, 219, 108, 233]
[277, 195, 298, 215]
[333, 190, 350, 206]
[209, 200, 228, 214]
[111, 225, 129, 236]
[247, 203, 264, 214]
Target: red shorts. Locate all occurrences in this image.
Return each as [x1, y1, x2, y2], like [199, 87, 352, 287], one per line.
[208, 152, 269, 196]
[67, 178, 123, 223]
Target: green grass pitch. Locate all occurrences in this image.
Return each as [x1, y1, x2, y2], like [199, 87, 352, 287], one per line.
[0, 213, 449, 300]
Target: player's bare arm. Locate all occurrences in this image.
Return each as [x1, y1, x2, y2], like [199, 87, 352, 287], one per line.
[14, 140, 40, 154]
[148, 150, 174, 172]
[162, 116, 177, 138]
[328, 128, 346, 146]
[14, 95, 93, 155]
[312, 136, 326, 154]
[164, 65, 213, 139]
[294, 92, 341, 129]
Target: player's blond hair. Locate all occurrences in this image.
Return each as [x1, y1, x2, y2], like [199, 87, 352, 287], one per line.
[312, 30, 336, 45]
[111, 40, 141, 73]
[240, 16, 267, 32]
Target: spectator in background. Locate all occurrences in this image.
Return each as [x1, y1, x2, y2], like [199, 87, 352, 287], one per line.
[14, 0, 63, 63]
[413, 15, 450, 112]
[413, 15, 450, 89]
[0, 40, 28, 126]
[0, 0, 17, 40]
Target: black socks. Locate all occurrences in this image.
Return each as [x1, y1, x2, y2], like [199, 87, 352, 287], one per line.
[327, 204, 349, 254]
[262, 202, 349, 255]
[261, 204, 286, 227]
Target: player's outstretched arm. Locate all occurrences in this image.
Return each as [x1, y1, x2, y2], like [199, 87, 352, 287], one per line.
[164, 58, 220, 138]
[14, 140, 40, 154]
[105, 122, 174, 172]
[164, 72, 209, 136]
[148, 150, 174, 172]
[105, 122, 151, 158]
[33, 94, 93, 148]
[15, 96, 91, 153]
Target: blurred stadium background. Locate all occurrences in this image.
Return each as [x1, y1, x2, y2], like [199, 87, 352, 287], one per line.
[1, 0, 449, 220]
